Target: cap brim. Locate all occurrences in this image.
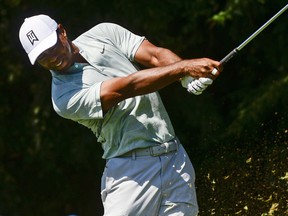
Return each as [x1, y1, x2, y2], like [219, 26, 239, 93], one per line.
[28, 31, 57, 65]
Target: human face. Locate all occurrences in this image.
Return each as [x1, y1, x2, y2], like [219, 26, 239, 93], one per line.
[37, 27, 74, 71]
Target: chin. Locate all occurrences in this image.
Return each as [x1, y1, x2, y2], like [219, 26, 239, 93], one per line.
[57, 62, 73, 72]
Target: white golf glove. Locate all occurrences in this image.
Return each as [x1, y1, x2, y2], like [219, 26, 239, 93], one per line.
[181, 76, 213, 95]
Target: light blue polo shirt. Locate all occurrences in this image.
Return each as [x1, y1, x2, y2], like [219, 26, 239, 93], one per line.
[51, 23, 176, 159]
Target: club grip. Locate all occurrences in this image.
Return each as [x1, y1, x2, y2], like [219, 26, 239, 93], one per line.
[220, 49, 238, 65]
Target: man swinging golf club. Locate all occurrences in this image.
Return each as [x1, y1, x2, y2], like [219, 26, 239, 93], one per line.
[18, 3, 287, 215]
[19, 14, 221, 216]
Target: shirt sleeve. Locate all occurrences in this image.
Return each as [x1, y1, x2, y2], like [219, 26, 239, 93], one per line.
[52, 81, 104, 120]
[92, 23, 145, 61]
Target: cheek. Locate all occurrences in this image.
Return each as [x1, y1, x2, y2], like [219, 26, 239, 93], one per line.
[62, 45, 74, 64]
[64, 43, 72, 57]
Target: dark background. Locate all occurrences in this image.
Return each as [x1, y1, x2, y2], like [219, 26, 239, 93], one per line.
[1, 0, 288, 215]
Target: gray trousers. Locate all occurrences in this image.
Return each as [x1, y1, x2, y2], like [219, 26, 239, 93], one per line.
[101, 144, 199, 216]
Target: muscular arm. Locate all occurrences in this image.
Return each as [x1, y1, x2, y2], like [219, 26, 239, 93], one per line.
[101, 61, 184, 112]
[100, 39, 221, 113]
[134, 39, 182, 67]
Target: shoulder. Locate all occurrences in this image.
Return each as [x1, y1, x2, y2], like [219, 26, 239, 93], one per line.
[86, 22, 126, 35]
[73, 22, 126, 42]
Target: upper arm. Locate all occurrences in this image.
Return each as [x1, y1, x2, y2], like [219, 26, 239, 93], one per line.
[134, 40, 162, 67]
[134, 40, 182, 68]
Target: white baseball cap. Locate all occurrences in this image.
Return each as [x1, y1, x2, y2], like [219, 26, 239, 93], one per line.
[19, 14, 58, 65]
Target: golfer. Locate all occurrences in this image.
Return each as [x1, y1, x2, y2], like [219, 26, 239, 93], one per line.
[19, 14, 221, 216]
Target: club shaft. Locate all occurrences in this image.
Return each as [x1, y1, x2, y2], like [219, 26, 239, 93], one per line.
[220, 3, 288, 65]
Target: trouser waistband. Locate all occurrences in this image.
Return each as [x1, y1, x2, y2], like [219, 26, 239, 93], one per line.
[120, 137, 180, 157]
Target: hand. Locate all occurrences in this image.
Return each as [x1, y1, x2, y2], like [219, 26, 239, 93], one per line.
[181, 76, 213, 95]
[188, 77, 213, 95]
[180, 57, 221, 95]
[180, 76, 194, 88]
[183, 58, 221, 79]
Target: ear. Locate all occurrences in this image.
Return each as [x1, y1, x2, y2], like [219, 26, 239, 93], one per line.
[57, 24, 67, 38]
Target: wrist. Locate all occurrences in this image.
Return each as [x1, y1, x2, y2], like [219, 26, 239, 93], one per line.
[179, 60, 191, 78]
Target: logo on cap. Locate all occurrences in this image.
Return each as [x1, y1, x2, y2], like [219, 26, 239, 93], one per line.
[26, 30, 39, 45]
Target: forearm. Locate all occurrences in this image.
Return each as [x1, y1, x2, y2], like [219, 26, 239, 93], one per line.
[101, 58, 221, 112]
[125, 61, 184, 94]
[101, 60, 186, 111]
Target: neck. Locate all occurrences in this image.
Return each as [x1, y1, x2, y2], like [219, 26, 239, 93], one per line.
[70, 41, 88, 63]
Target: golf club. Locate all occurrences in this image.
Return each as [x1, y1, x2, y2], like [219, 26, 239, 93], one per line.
[211, 3, 288, 75]
[182, 4, 288, 93]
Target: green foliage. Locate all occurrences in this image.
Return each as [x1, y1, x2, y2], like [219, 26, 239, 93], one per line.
[1, 0, 287, 215]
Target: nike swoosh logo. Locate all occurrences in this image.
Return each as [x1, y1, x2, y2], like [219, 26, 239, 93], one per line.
[100, 44, 105, 54]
